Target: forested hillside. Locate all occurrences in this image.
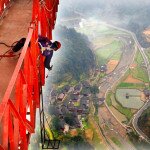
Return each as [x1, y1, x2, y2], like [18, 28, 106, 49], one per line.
[138, 107, 150, 138]
[52, 26, 95, 83]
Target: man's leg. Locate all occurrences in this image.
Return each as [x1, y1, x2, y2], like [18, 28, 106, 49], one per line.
[44, 54, 53, 70]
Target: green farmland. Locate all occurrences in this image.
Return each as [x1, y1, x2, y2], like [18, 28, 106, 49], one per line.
[116, 89, 144, 109]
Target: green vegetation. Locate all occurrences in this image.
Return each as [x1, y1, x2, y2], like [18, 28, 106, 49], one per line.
[145, 49, 150, 61]
[115, 104, 133, 121]
[131, 67, 149, 83]
[128, 131, 150, 150]
[64, 113, 75, 126]
[62, 135, 93, 150]
[111, 137, 122, 147]
[138, 107, 150, 138]
[82, 118, 89, 129]
[95, 40, 123, 65]
[111, 50, 122, 60]
[52, 26, 95, 83]
[92, 73, 106, 85]
[74, 101, 80, 106]
[51, 116, 62, 131]
[45, 128, 54, 140]
[106, 92, 112, 106]
[106, 92, 133, 121]
[90, 85, 99, 94]
[131, 51, 149, 82]
[88, 118, 106, 150]
[118, 82, 145, 89]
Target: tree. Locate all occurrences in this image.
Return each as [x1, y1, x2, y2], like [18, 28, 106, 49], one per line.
[64, 113, 75, 126]
[51, 116, 62, 131]
[90, 85, 99, 94]
[52, 26, 95, 82]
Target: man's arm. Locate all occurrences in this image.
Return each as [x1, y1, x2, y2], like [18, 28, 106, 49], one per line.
[38, 36, 52, 47]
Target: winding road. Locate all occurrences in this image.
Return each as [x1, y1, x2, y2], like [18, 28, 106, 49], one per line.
[98, 22, 150, 145]
[98, 34, 136, 150]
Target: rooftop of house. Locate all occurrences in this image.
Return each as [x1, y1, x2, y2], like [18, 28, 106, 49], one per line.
[81, 96, 89, 101]
[98, 101, 104, 106]
[60, 120, 66, 129]
[99, 98, 105, 101]
[74, 84, 82, 91]
[100, 65, 107, 72]
[61, 106, 69, 115]
[62, 85, 71, 93]
[143, 89, 150, 95]
[82, 81, 90, 88]
[80, 98, 88, 105]
[51, 89, 58, 97]
[67, 101, 74, 108]
[82, 89, 91, 96]
[74, 117, 80, 125]
[70, 94, 79, 100]
[58, 93, 65, 99]
[54, 107, 63, 116]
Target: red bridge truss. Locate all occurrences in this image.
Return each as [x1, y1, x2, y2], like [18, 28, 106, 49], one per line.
[0, 0, 59, 149]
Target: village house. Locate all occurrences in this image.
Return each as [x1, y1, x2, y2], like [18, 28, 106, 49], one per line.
[63, 124, 70, 134]
[143, 89, 150, 99]
[96, 67, 99, 72]
[49, 90, 57, 103]
[82, 108, 89, 116]
[100, 65, 107, 72]
[49, 97, 55, 105]
[82, 89, 91, 97]
[82, 81, 90, 88]
[57, 93, 65, 101]
[74, 117, 81, 128]
[67, 101, 75, 111]
[54, 107, 64, 119]
[71, 94, 80, 102]
[62, 85, 71, 93]
[80, 98, 89, 109]
[50, 89, 57, 98]
[60, 120, 66, 131]
[77, 106, 83, 114]
[73, 84, 82, 95]
[72, 108, 78, 117]
[81, 96, 89, 101]
[98, 98, 105, 105]
[61, 105, 69, 115]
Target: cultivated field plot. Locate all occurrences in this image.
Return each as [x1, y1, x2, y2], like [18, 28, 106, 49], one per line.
[107, 60, 119, 74]
[124, 74, 143, 83]
[116, 89, 144, 109]
[76, 20, 125, 66]
[110, 106, 127, 122]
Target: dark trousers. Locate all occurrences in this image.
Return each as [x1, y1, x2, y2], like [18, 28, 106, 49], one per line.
[44, 52, 53, 70]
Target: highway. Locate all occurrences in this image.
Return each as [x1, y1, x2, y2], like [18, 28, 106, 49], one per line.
[99, 22, 150, 145]
[98, 35, 137, 150]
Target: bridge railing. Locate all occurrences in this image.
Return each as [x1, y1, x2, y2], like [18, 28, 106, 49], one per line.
[0, 0, 59, 149]
[0, 0, 11, 16]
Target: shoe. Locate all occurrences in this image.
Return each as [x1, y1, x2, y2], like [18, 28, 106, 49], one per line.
[48, 65, 53, 71]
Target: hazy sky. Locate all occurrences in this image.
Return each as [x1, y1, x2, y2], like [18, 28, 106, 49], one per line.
[55, 0, 150, 47]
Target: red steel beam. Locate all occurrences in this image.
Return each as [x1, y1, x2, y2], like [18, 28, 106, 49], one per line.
[0, 0, 59, 149]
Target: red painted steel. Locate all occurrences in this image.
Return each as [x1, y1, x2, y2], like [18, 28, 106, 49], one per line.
[0, 0, 11, 15]
[0, 0, 59, 149]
